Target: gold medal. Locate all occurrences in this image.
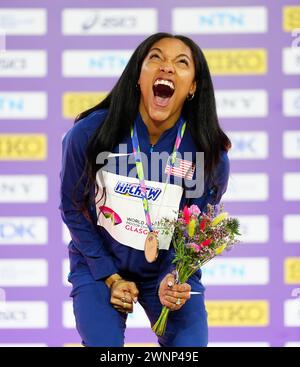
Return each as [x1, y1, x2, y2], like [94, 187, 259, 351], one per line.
[144, 231, 159, 263]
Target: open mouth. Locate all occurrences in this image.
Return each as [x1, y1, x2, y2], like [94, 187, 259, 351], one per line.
[152, 79, 175, 107]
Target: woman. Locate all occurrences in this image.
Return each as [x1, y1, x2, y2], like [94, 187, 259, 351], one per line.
[59, 32, 231, 347]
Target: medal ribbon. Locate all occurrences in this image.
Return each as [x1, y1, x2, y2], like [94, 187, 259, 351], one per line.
[130, 117, 186, 233]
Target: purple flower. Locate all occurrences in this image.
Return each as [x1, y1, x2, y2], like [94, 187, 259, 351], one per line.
[183, 231, 189, 238]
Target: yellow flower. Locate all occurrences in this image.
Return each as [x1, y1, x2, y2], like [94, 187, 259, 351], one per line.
[211, 212, 228, 227]
[188, 218, 196, 237]
[215, 243, 227, 255]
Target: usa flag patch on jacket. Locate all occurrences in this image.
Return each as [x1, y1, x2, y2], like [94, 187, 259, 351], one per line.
[165, 158, 195, 180]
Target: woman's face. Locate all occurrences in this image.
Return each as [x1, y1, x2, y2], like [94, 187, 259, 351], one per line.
[138, 37, 196, 126]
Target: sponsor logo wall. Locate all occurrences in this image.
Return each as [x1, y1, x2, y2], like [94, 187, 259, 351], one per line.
[0, 1, 299, 347]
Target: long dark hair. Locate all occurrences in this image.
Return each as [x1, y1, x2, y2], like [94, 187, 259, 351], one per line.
[73, 32, 231, 222]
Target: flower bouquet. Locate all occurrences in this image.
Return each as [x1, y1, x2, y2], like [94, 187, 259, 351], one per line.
[152, 203, 241, 336]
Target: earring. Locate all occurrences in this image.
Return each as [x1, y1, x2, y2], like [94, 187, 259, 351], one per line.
[187, 93, 194, 101]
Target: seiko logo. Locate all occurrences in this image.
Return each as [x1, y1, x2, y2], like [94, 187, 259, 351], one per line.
[114, 181, 161, 201]
[0, 135, 46, 160]
[207, 301, 269, 325]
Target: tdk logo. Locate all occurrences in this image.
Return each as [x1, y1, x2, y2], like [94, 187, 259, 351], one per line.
[114, 181, 161, 201]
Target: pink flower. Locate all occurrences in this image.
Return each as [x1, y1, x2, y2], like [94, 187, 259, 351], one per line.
[187, 242, 201, 253]
[189, 204, 201, 216]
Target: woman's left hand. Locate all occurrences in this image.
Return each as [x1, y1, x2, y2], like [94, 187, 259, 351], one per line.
[158, 273, 191, 311]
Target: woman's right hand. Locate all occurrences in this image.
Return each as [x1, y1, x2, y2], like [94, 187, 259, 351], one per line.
[110, 279, 139, 313]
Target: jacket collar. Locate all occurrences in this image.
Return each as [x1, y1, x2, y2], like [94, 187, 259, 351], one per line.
[135, 111, 185, 149]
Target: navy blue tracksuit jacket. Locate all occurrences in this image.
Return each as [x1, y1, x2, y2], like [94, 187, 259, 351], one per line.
[59, 109, 230, 293]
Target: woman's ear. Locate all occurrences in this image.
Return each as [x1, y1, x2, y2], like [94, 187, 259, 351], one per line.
[190, 80, 197, 95]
